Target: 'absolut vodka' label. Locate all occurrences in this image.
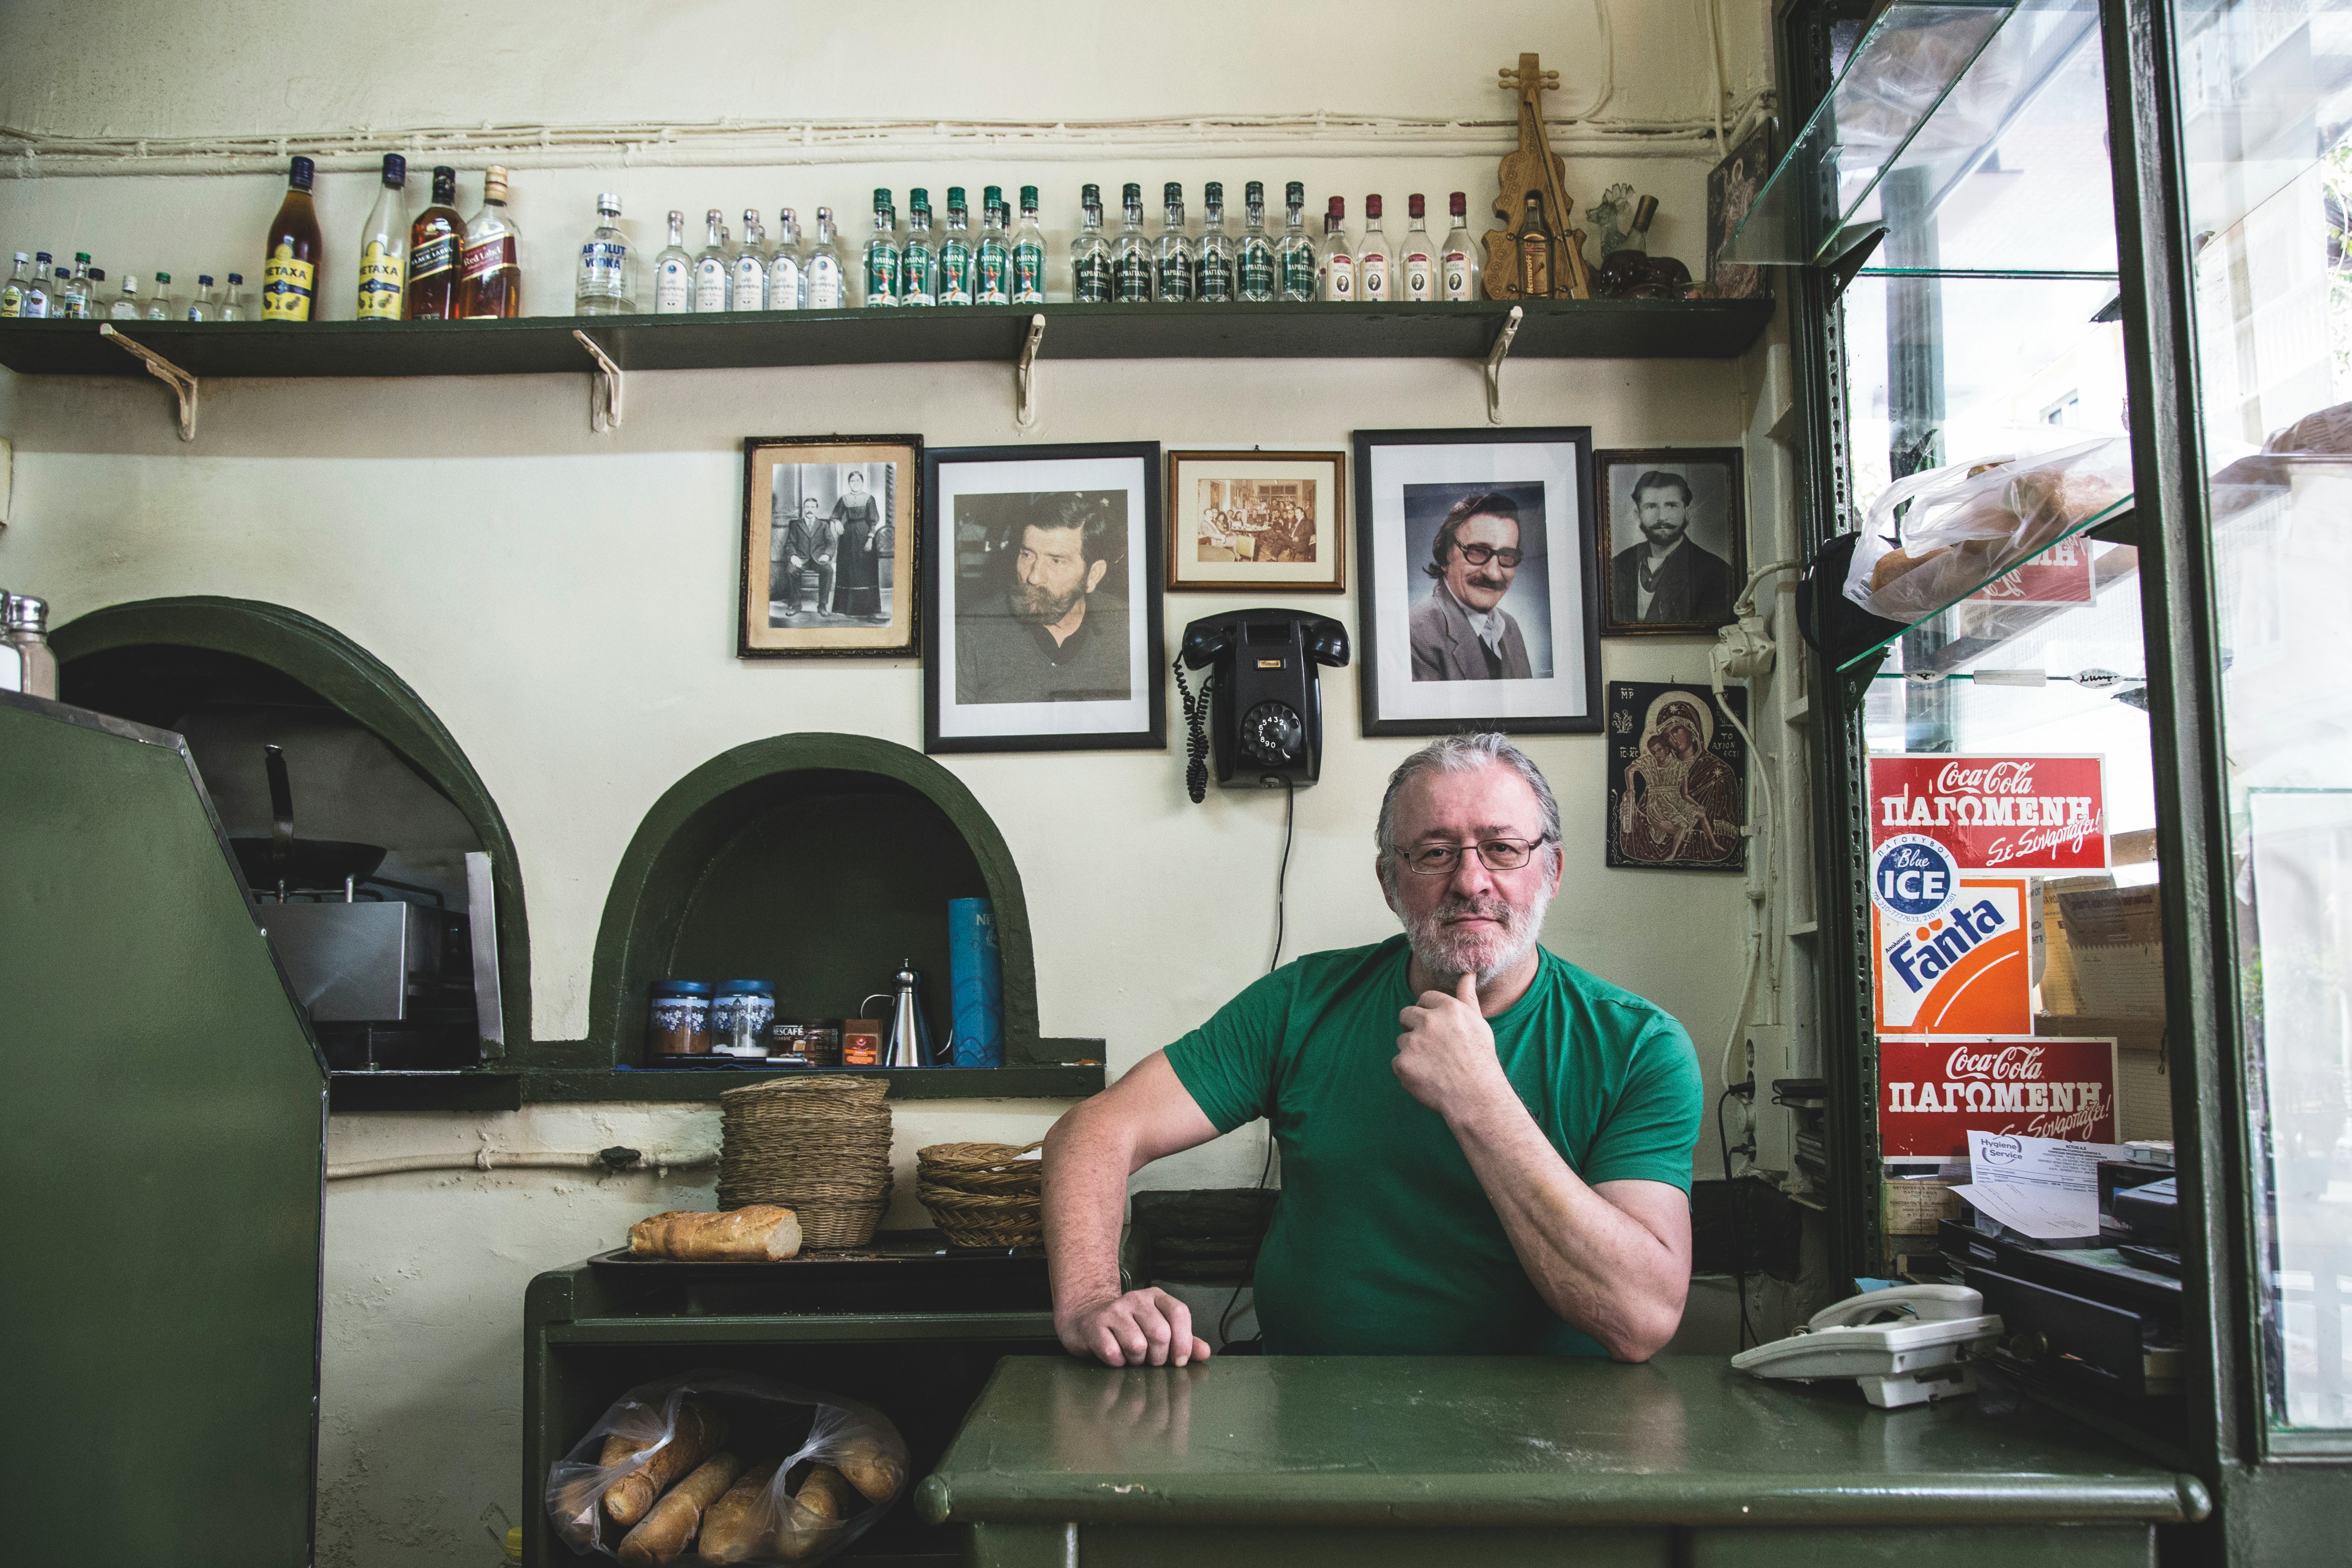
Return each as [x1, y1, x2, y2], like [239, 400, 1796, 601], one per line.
[579, 240, 627, 294]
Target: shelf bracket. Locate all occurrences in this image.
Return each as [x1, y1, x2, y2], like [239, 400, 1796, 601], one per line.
[98, 324, 198, 441]
[1015, 313, 1046, 431]
[1484, 305, 1523, 425]
[573, 330, 624, 433]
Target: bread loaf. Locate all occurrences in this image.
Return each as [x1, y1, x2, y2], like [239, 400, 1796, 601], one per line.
[605, 1400, 728, 1528]
[830, 1433, 902, 1505]
[772, 1465, 858, 1562]
[693, 1460, 780, 1565]
[629, 1206, 803, 1262]
[617, 1450, 742, 1566]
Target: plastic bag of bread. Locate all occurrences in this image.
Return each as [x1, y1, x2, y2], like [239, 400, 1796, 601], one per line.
[1844, 435, 2132, 625]
[545, 1371, 909, 1566]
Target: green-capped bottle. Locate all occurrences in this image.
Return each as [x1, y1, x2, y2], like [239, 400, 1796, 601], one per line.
[1112, 182, 1151, 304]
[976, 186, 1012, 305]
[1071, 184, 1111, 303]
[863, 189, 900, 307]
[901, 190, 938, 307]
[1154, 182, 1196, 302]
[1199, 182, 1236, 302]
[1012, 185, 1048, 304]
[939, 187, 974, 305]
[1239, 180, 1275, 303]
[1277, 181, 1317, 303]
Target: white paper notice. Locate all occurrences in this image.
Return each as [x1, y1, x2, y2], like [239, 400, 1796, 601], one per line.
[1949, 1130, 2131, 1239]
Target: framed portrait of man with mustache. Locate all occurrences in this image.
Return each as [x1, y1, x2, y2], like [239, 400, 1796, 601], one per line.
[924, 441, 1167, 755]
[1352, 426, 1603, 737]
[1595, 447, 1747, 636]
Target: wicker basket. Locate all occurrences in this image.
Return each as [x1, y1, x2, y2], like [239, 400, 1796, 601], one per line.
[717, 1075, 893, 1249]
[916, 1141, 1043, 1248]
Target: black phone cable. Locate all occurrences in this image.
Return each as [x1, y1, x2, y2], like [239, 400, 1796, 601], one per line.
[1172, 653, 1210, 803]
[1715, 1082, 1759, 1351]
[1218, 778, 1295, 1351]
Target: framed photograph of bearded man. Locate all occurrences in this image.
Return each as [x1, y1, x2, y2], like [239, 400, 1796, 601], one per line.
[1604, 681, 1749, 872]
[739, 434, 923, 658]
[924, 441, 1166, 755]
[1596, 447, 1747, 636]
[1352, 426, 1603, 736]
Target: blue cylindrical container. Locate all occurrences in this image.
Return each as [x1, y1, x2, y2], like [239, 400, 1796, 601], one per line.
[711, 980, 776, 1055]
[948, 897, 1004, 1068]
[649, 980, 713, 1057]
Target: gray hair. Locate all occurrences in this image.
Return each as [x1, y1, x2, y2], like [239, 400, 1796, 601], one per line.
[1375, 732, 1562, 860]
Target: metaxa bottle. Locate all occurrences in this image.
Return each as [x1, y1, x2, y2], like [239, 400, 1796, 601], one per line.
[261, 156, 323, 321]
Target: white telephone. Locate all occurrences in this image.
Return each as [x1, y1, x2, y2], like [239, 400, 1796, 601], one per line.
[1730, 1284, 2003, 1409]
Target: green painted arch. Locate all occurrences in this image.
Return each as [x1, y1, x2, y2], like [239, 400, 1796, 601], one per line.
[51, 595, 532, 1058]
[588, 732, 1040, 1064]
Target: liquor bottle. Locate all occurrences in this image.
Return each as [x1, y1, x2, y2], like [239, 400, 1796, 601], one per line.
[652, 211, 692, 314]
[732, 209, 768, 310]
[261, 156, 323, 322]
[1399, 195, 1435, 304]
[695, 209, 734, 312]
[1278, 182, 1316, 302]
[0, 252, 31, 317]
[107, 273, 140, 320]
[806, 207, 848, 308]
[16, 253, 54, 318]
[1516, 192, 1554, 299]
[862, 191, 899, 308]
[219, 272, 250, 321]
[768, 210, 804, 310]
[54, 267, 79, 317]
[975, 186, 1012, 305]
[1440, 191, 1480, 301]
[1238, 181, 1275, 303]
[1112, 182, 1151, 303]
[1197, 181, 1235, 303]
[355, 153, 407, 321]
[406, 166, 464, 320]
[1154, 182, 1196, 303]
[458, 165, 522, 318]
[576, 193, 634, 314]
[939, 187, 973, 305]
[1357, 195, 1390, 304]
[145, 272, 175, 320]
[1012, 185, 1048, 304]
[1070, 184, 1112, 303]
[61, 252, 94, 319]
[1318, 198, 1355, 302]
[186, 275, 218, 322]
[900, 191, 937, 307]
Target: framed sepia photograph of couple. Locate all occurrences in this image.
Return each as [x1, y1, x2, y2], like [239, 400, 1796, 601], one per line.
[1595, 447, 1748, 636]
[1351, 426, 1603, 736]
[739, 434, 922, 658]
[1164, 449, 1346, 592]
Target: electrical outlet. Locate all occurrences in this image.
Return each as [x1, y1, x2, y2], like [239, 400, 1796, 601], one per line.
[1746, 1025, 1794, 1171]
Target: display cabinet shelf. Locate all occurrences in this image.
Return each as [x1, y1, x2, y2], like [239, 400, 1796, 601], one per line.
[0, 298, 1773, 380]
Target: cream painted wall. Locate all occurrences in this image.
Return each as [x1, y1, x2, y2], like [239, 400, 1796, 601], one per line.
[0, 5, 1792, 1564]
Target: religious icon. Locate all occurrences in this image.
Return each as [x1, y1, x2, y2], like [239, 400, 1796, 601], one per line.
[1605, 681, 1748, 871]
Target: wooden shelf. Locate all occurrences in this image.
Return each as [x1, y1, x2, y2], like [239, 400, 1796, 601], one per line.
[0, 298, 1774, 379]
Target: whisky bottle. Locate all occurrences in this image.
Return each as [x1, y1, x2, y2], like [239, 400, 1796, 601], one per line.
[355, 153, 407, 320]
[1440, 191, 1480, 301]
[1399, 195, 1435, 303]
[1278, 182, 1316, 302]
[768, 209, 804, 310]
[576, 193, 634, 314]
[697, 209, 735, 312]
[1070, 184, 1111, 303]
[107, 273, 139, 320]
[653, 211, 692, 314]
[1357, 195, 1390, 304]
[1516, 192, 1553, 299]
[406, 166, 464, 320]
[458, 165, 522, 318]
[901, 191, 937, 306]
[1154, 183, 1196, 303]
[732, 210, 768, 310]
[806, 207, 848, 308]
[219, 272, 249, 321]
[1238, 181, 1275, 302]
[975, 187, 1012, 305]
[145, 271, 176, 320]
[1198, 182, 1235, 302]
[262, 157, 323, 322]
[0, 252, 31, 317]
[862, 191, 899, 308]
[186, 275, 218, 322]
[1112, 183, 1151, 303]
[1318, 198, 1355, 302]
[1012, 186, 1048, 304]
[939, 187, 973, 305]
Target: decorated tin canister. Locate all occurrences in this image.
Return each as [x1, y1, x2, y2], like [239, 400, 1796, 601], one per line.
[649, 980, 712, 1056]
[711, 980, 776, 1055]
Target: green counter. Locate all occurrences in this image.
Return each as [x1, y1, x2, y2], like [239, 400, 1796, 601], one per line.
[917, 1355, 2208, 1567]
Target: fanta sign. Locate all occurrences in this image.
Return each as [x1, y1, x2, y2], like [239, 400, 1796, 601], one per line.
[1879, 1036, 2119, 1156]
[1868, 755, 2107, 872]
[1871, 863, 2033, 1036]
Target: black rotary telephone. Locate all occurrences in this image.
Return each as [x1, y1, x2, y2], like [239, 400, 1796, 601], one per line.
[1175, 610, 1351, 801]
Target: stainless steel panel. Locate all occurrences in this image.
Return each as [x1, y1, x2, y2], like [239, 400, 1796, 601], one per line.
[260, 901, 440, 1021]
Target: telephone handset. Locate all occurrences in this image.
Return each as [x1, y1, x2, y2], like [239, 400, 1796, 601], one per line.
[1730, 1284, 2004, 1409]
[1175, 610, 1350, 801]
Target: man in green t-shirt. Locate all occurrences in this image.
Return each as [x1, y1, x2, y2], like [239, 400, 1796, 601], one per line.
[1042, 732, 1703, 1364]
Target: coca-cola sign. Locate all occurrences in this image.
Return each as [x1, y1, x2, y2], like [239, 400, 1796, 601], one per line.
[1879, 1035, 2119, 1157]
[1868, 754, 2108, 872]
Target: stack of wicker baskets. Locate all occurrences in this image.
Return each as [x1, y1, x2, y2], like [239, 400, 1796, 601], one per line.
[716, 1076, 893, 1248]
[916, 1141, 1044, 1248]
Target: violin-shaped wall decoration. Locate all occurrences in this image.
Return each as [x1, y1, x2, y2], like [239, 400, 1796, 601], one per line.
[1481, 53, 1593, 301]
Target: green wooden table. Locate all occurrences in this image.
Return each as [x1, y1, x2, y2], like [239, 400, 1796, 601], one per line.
[916, 1355, 2209, 1567]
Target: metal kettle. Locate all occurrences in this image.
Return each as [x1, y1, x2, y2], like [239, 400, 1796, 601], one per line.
[883, 959, 940, 1068]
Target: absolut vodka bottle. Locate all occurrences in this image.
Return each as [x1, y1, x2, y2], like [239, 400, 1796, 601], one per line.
[1112, 183, 1152, 303]
[1070, 184, 1112, 303]
[1239, 182, 1276, 303]
[1277, 182, 1317, 303]
[653, 211, 693, 314]
[1012, 186, 1048, 304]
[1197, 182, 1235, 302]
[575, 193, 634, 315]
[939, 187, 974, 305]
[807, 208, 848, 308]
[694, 210, 733, 311]
[863, 190, 900, 307]
[1153, 183, 1196, 302]
[975, 187, 1012, 305]
[769, 209, 804, 309]
[901, 191, 939, 307]
[732, 210, 768, 310]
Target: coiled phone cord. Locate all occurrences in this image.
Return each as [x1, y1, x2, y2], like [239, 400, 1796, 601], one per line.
[1172, 653, 1210, 804]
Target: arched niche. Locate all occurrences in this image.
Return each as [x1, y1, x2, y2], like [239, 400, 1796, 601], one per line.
[52, 596, 531, 1056]
[589, 733, 1041, 1066]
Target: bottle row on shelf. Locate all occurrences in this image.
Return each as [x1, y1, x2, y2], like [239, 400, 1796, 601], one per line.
[0, 251, 251, 322]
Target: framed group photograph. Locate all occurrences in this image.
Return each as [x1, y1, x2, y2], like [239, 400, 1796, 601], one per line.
[1604, 680, 1749, 872]
[739, 435, 922, 658]
[1596, 447, 1748, 636]
[1165, 449, 1347, 592]
[1351, 426, 1602, 736]
[924, 442, 1166, 754]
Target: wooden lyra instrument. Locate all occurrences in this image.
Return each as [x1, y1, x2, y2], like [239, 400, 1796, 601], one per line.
[1482, 53, 1592, 301]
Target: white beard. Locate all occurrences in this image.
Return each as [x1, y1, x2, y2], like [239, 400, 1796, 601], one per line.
[1398, 882, 1555, 983]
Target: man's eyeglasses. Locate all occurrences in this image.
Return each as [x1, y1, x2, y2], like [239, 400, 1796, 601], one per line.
[1454, 543, 1523, 568]
[1395, 838, 1554, 875]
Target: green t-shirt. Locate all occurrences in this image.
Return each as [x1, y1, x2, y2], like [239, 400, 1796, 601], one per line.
[1164, 935, 1703, 1357]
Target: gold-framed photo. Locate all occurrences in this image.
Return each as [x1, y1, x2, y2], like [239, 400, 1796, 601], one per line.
[739, 435, 923, 658]
[1164, 449, 1346, 592]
